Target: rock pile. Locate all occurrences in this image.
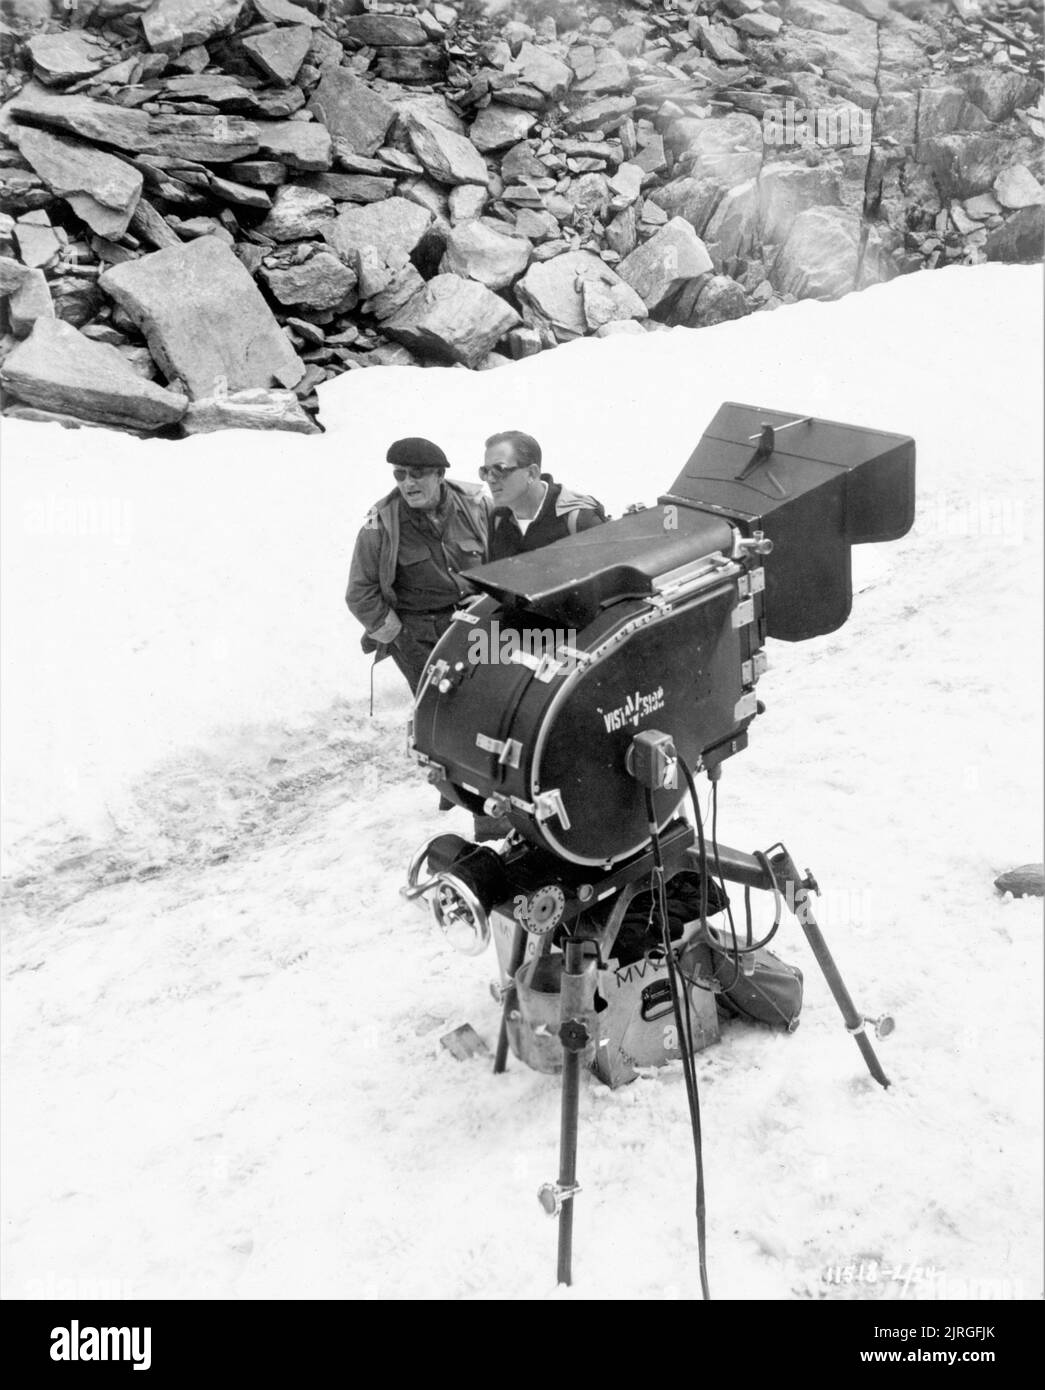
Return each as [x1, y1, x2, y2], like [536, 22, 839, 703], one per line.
[0, 0, 1041, 435]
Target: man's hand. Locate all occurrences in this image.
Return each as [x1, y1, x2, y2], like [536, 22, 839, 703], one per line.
[370, 610, 402, 645]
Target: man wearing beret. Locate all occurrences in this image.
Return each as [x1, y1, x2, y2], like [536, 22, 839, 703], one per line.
[347, 437, 493, 694]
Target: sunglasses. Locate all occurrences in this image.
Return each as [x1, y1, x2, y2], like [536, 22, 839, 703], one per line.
[392, 467, 441, 482]
[479, 463, 527, 482]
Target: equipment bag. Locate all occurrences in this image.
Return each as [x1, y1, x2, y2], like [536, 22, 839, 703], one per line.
[712, 941, 804, 1031]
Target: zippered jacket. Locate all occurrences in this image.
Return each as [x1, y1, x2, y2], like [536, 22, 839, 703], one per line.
[346, 480, 492, 650]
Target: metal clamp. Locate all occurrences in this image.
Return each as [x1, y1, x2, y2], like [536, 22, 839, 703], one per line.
[848, 1014, 895, 1041]
[537, 1181, 581, 1217]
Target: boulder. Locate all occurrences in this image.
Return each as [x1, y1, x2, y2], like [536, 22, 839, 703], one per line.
[758, 163, 843, 247]
[703, 179, 759, 274]
[27, 31, 113, 85]
[253, 0, 322, 25]
[993, 864, 1045, 898]
[770, 205, 867, 300]
[984, 206, 1045, 263]
[141, 0, 247, 54]
[508, 42, 572, 101]
[573, 48, 630, 96]
[402, 112, 489, 187]
[993, 165, 1044, 211]
[618, 218, 714, 312]
[362, 261, 426, 320]
[440, 220, 530, 290]
[649, 176, 722, 237]
[299, 172, 394, 203]
[916, 86, 992, 141]
[208, 175, 272, 210]
[449, 184, 488, 223]
[958, 66, 1040, 125]
[340, 14, 428, 46]
[664, 114, 763, 184]
[916, 133, 1021, 200]
[6, 267, 54, 336]
[9, 87, 260, 163]
[563, 96, 636, 134]
[516, 249, 641, 341]
[241, 25, 312, 87]
[257, 184, 335, 240]
[99, 235, 305, 397]
[13, 126, 143, 240]
[593, 319, 646, 338]
[0, 318, 187, 430]
[308, 68, 395, 158]
[580, 276, 648, 332]
[324, 196, 434, 262]
[13, 210, 60, 269]
[384, 274, 520, 367]
[374, 44, 447, 86]
[182, 387, 318, 435]
[691, 275, 749, 327]
[253, 120, 332, 171]
[469, 104, 537, 153]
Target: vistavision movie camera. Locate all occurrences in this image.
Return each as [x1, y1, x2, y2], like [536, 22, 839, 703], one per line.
[402, 404, 915, 1287]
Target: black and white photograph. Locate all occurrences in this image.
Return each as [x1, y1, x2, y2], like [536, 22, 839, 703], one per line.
[1, 0, 1042, 1331]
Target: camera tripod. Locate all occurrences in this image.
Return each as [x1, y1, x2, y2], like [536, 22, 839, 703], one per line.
[493, 822, 892, 1288]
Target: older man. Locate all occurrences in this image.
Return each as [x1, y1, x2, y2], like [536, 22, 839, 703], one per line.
[347, 437, 491, 693]
[482, 430, 606, 560]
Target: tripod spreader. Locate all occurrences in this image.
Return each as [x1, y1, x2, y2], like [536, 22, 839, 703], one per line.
[687, 841, 891, 1089]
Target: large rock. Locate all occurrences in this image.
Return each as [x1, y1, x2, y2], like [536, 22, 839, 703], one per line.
[618, 218, 714, 312]
[563, 96, 635, 134]
[984, 206, 1045, 264]
[958, 66, 1040, 125]
[916, 86, 992, 141]
[758, 163, 843, 247]
[384, 274, 520, 367]
[664, 114, 763, 185]
[257, 184, 334, 240]
[340, 14, 428, 46]
[516, 249, 644, 342]
[253, 120, 332, 171]
[770, 206, 872, 300]
[182, 387, 318, 435]
[1, 260, 54, 335]
[702, 179, 759, 274]
[916, 133, 1020, 200]
[260, 251, 357, 312]
[0, 317, 187, 430]
[993, 864, 1045, 898]
[27, 30, 113, 85]
[9, 87, 260, 163]
[469, 104, 537, 153]
[308, 68, 394, 157]
[993, 165, 1044, 211]
[648, 177, 722, 237]
[579, 277, 648, 332]
[141, 0, 247, 54]
[440, 221, 530, 290]
[99, 236, 305, 398]
[402, 112, 488, 187]
[241, 25, 312, 86]
[572, 47, 630, 96]
[508, 42, 572, 101]
[324, 196, 434, 261]
[13, 126, 142, 239]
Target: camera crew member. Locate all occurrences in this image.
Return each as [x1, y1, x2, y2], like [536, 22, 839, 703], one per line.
[482, 431, 606, 558]
[347, 437, 492, 694]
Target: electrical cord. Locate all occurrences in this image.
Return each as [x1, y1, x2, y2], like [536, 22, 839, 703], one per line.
[644, 788, 710, 1301]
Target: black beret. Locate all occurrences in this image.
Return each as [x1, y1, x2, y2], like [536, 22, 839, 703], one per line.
[386, 437, 449, 470]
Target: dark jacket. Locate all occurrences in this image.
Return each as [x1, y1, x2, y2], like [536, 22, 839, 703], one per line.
[347, 479, 492, 651]
[488, 474, 606, 561]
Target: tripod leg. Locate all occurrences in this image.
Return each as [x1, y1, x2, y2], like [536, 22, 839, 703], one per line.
[790, 881, 890, 1090]
[493, 922, 527, 1075]
[555, 938, 589, 1286]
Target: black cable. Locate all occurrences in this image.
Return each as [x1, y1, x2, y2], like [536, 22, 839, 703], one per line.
[645, 788, 710, 1301]
[680, 758, 741, 994]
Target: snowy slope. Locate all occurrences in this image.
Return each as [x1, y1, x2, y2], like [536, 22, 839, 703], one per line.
[1, 264, 1042, 1300]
